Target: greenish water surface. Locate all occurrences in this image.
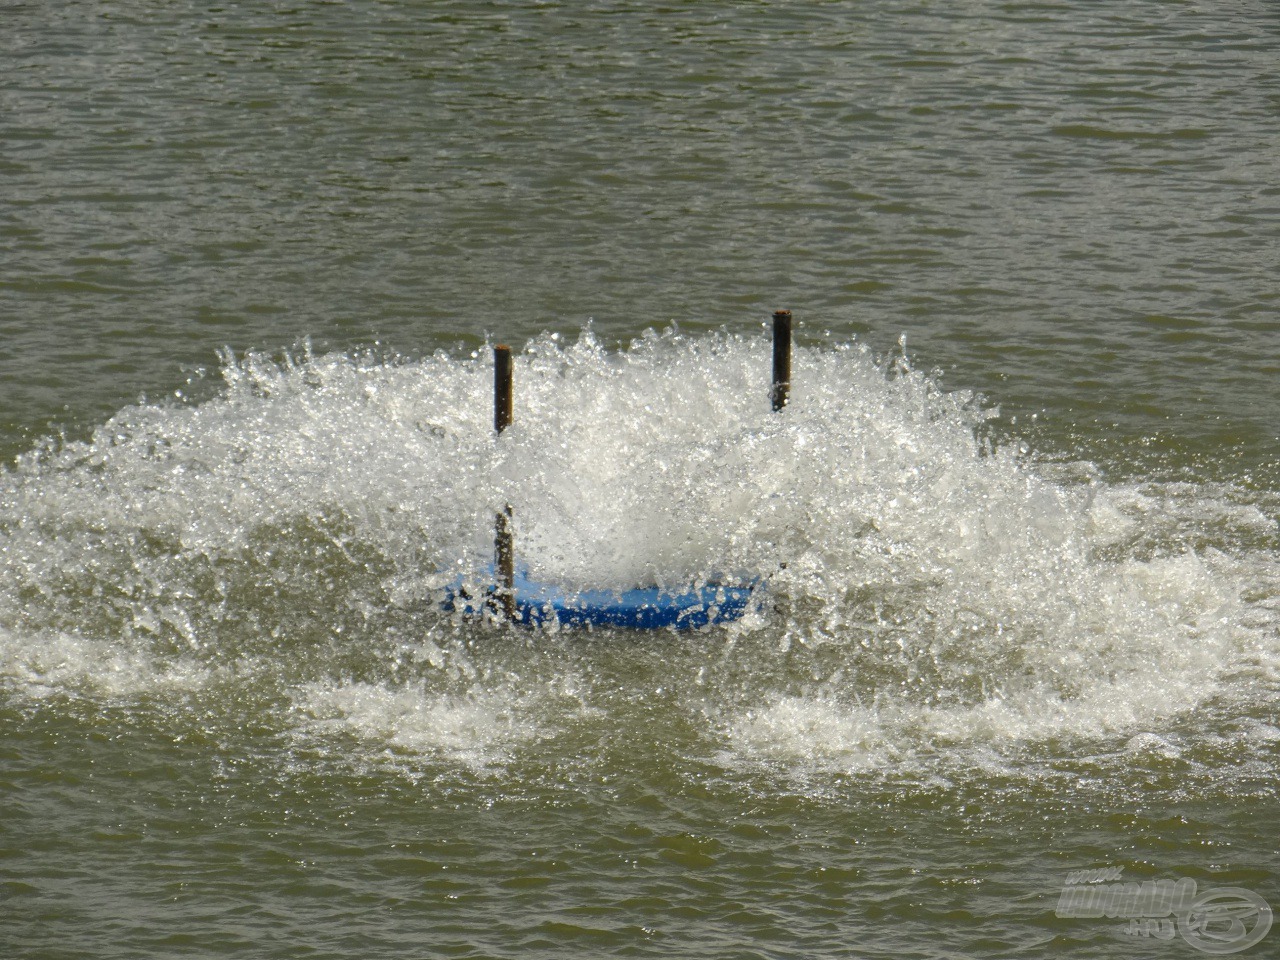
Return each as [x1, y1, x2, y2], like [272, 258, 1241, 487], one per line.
[2, 3, 1278, 958]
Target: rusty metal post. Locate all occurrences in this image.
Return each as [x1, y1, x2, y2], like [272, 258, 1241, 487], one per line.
[493, 345, 516, 621]
[771, 309, 792, 412]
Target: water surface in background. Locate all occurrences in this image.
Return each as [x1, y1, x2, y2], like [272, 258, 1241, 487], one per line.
[4, 0, 1277, 475]
[2, 2, 1279, 958]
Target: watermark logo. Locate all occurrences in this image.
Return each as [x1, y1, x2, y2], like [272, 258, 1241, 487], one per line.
[1055, 870, 1272, 954]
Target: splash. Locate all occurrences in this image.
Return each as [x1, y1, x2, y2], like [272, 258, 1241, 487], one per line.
[294, 680, 550, 773]
[0, 329, 1275, 776]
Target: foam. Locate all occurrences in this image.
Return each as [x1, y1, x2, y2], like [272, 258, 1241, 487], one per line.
[293, 680, 548, 772]
[0, 626, 212, 701]
[0, 329, 1275, 776]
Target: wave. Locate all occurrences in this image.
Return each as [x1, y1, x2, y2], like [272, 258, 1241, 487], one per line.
[1, 329, 1276, 780]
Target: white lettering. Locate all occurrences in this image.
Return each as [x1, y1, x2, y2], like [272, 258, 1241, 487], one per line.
[1125, 918, 1176, 940]
[1057, 885, 1103, 918]
[1065, 866, 1124, 885]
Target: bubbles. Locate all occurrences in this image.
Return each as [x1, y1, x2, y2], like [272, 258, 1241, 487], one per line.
[293, 680, 549, 774]
[0, 329, 1276, 781]
[0, 627, 213, 702]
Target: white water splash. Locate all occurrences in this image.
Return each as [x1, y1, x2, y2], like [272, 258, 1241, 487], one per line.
[0, 329, 1275, 774]
[293, 680, 550, 773]
[0, 627, 213, 701]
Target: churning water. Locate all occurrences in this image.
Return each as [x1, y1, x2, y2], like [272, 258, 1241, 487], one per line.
[3, 331, 1277, 771]
[4, 333, 1279, 957]
[3, 1, 1279, 957]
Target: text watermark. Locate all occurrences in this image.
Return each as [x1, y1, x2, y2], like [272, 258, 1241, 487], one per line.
[1055, 870, 1272, 954]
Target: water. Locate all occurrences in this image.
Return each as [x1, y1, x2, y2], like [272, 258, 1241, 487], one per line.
[2, 3, 1278, 958]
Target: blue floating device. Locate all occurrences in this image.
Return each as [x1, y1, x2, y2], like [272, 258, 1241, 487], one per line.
[442, 566, 759, 630]
[459, 318, 789, 631]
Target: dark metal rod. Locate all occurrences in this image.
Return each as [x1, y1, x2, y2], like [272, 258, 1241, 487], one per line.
[493, 345, 515, 620]
[494, 505, 515, 621]
[494, 344, 513, 435]
[771, 309, 792, 412]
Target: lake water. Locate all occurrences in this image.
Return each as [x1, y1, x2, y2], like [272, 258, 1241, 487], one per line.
[2, 2, 1278, 958]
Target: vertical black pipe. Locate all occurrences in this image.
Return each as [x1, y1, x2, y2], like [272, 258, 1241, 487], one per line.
[771, 309, 792, 412]
[494, 506, 515, 621]
[494, 345, 513, 435]
[493, 346, 516, 621]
